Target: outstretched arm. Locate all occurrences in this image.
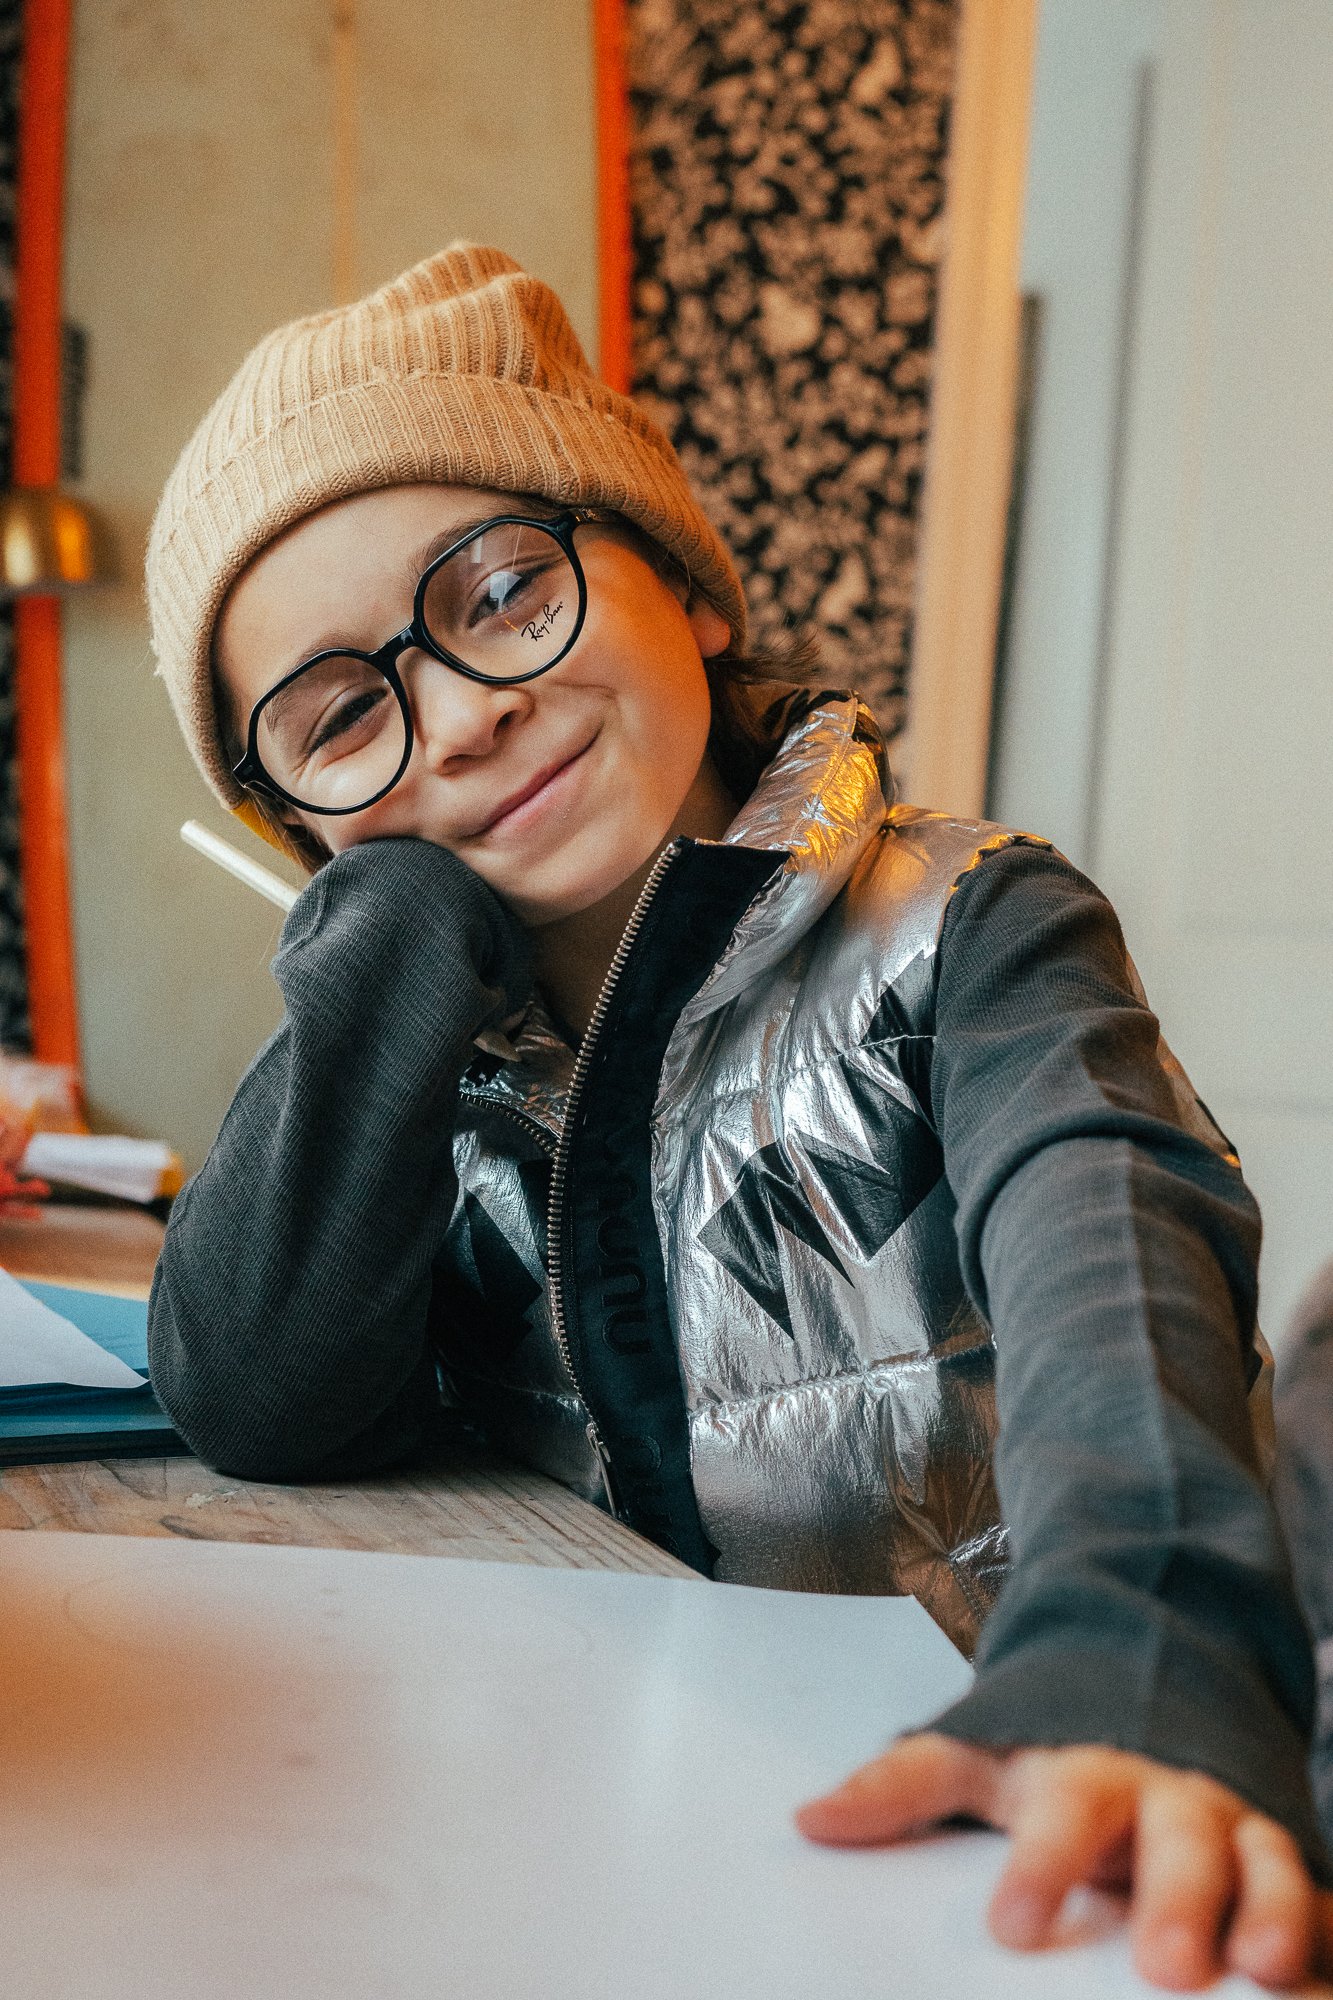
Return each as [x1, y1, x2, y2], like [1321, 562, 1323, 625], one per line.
[149, 837, 529, 1482]
[799, 844, 1330, 1988]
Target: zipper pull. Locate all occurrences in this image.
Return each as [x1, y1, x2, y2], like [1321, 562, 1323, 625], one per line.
[586, 1420, 620, 1518]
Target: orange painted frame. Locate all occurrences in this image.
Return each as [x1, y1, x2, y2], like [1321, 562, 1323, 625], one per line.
[12, 0, 80, 1070]
[592, 0, 632, 395]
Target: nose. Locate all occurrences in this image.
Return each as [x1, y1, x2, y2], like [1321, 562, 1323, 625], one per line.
[400, 648, 533, 771]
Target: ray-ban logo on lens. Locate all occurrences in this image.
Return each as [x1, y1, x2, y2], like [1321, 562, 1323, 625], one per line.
[524, 600, 564, 643]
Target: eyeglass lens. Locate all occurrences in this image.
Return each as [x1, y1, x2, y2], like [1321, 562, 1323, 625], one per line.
[253, 520, 581, 812]
[256, 654, 408, 814]
[421, 518, 579, 675]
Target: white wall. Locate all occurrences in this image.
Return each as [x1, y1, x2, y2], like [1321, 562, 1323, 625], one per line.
[1090, 0, 1333, 1341]
[61, 0, 597, 1169]
[997, 0, 1333, 1339]
[987, 0, 1161, 865]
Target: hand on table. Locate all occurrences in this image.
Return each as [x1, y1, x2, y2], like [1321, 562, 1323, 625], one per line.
[795, 1734, 1333, 1992]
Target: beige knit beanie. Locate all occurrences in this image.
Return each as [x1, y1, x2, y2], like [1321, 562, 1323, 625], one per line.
[146, 242, 746, 814]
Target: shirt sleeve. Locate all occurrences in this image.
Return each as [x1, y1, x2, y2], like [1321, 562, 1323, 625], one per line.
[148, 836, 530, 1483]
[921, 840, 1329, 1882]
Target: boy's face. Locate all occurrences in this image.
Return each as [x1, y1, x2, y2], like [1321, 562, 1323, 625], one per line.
[215, 484, 733, 926]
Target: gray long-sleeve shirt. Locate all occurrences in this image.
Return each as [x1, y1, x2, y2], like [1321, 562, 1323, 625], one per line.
[926, 846, 1323, 1873]
[148, 833, 1329, 1877]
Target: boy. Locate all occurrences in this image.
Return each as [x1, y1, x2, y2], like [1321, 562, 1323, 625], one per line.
[146, 244, 1331, 1987]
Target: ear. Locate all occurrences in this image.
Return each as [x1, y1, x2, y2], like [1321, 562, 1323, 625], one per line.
[687, 597, 731, 660]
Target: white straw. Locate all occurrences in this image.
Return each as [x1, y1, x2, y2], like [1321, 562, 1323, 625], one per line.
[180, 820, 299, 914]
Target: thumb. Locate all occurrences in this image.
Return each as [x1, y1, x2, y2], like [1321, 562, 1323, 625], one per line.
[795, 1732, 1002, 1848]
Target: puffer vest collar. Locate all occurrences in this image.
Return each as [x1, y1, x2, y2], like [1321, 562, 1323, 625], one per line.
[678, 684, 892, 1023]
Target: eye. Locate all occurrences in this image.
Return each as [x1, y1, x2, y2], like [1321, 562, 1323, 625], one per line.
[419, 520, 576, 662]
[309, 683, 389, 756]
[468, 556, 561, 631]
[259, 657, 393, 776]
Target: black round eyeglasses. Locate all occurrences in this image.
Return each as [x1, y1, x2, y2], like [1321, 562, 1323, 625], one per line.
[232, 508, 603, 817]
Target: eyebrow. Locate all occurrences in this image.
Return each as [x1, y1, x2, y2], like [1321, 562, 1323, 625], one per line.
[402, 503, 559, 591]
[265, 631, 361, 685]
[254, 504, 563, 697]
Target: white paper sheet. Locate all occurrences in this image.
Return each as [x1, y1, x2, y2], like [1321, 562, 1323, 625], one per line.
[0, 1530, 1265, 1999]
[0, 1266, 144, 1388]
[20, 1131, 174, 1204]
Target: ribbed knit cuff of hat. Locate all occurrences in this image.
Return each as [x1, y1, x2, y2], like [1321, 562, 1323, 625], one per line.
[145, 243, 747, 817]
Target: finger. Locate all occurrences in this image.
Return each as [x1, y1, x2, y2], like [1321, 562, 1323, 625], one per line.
[988, 1757, 1135, 1951]
[1130, 1779, 1237, 1992]
[794, 1732, 1000, 1847]
[1222, 1816, 1317, 1990]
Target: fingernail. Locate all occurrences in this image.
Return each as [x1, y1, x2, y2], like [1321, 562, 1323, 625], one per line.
[830, 1767, 876, 1794]
[1232, 1925, 1291, 1978]
[794, 1797, 843, 1830]
[992, 1893, 1047, 1949]
[1152, 1924, 1199, 1979]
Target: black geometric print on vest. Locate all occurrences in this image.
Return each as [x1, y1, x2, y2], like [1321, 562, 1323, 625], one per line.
[699, 1125, 937, 1340]
[437, 1180, 545, 1370]
[859, 951, 938, 1127]
[464, 1188, 543, 1322]
[699, 1140, 839, 1333]
[863, 950, 934, 1046]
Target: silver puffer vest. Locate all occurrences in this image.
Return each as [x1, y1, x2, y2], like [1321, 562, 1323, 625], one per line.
[434, 689, 1266, 1653]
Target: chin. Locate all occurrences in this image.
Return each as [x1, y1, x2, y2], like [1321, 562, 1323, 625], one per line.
[503, 879, 623, 929]
[497, 834, 667, 930]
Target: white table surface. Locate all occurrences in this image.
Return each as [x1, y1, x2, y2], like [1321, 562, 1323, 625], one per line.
[0, 1529, 1265, 1999]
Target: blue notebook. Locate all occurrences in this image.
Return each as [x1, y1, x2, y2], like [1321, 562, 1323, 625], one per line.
[0, 1280, 186, 1464]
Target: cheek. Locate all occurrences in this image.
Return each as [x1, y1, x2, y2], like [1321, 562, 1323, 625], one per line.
[301, 794, 400, 855]
[620, 656, 713, 781]
[307, 812, 361, 856]
[583, 666, 713, 859]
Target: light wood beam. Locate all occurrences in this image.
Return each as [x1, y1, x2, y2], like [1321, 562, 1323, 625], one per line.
[905, 0, 1039, 817]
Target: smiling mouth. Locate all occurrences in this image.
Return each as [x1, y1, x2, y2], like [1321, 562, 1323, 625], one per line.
[471, 736, 598, 839]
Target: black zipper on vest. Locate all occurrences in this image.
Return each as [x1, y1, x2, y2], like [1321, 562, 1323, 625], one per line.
[546, 841, 681, 1515]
